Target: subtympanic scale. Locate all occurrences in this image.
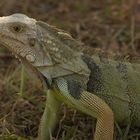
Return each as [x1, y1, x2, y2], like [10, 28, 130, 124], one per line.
[26, 54, 35, 62]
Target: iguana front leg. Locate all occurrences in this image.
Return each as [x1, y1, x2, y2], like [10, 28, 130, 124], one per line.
[53, 78, 114, 140]
[37, 89, 61, 140]
[80, 91, 114, 140]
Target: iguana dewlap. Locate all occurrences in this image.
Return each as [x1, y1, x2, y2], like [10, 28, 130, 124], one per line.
[0, 14, 140, 140]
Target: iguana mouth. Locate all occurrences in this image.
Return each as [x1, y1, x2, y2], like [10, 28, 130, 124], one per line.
[0, 35, 36, 63]
[0, 33, 24, 45]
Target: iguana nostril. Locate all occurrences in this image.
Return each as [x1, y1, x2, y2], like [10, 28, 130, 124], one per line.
[26, 54, 35, 62]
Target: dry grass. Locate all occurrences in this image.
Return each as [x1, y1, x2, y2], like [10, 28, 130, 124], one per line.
[0, 0, 140, 140]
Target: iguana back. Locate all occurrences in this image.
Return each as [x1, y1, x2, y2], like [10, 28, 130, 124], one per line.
[82, 54, 140, 126]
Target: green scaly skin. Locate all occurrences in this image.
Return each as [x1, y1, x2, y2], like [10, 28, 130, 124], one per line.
[0, 14, 139, 140]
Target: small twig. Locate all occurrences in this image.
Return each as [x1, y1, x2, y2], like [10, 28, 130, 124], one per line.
[130, 16, 136, 52]
[19, 65, 25, 97]
[130, 0, 136, 53]
[0, 53, 13, 58]
[55, 106, 66, 140]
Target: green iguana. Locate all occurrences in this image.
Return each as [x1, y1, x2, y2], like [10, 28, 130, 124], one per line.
[0, 14, 140, 140]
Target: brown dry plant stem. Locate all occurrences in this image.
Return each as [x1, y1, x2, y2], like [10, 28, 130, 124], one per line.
[19, 65, 25, 97]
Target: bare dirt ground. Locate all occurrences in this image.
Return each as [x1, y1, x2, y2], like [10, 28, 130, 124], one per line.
[0, 0, 140, 140]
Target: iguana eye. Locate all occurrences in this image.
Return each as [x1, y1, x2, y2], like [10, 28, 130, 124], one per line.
[11, 24, 24, 33]
[14, 26, 22, 32]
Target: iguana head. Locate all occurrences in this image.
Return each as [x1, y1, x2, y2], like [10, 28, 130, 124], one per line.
[0, 13, 52, 66]
[0, 14, 35, 60]
[0, 13, 90, 83]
